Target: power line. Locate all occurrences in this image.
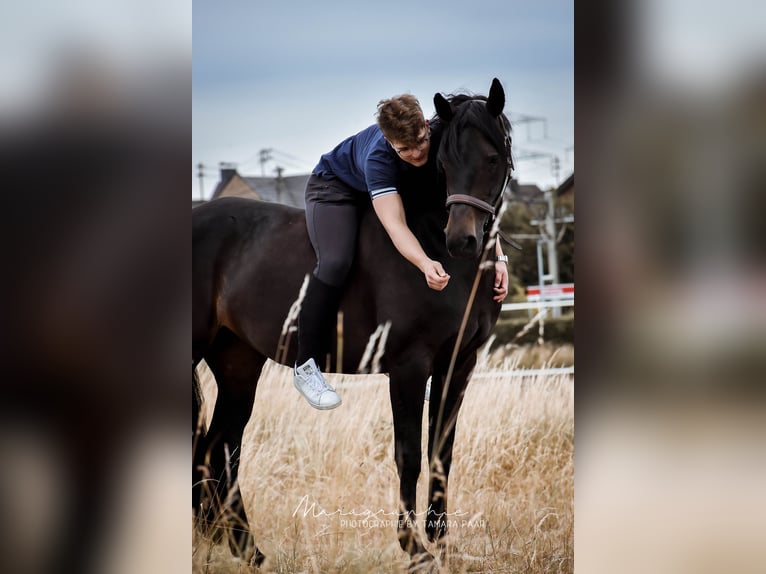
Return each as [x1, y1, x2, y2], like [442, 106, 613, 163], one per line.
[271, 148, 309, 164]
[513, 148, 552, 162]
[509, 113, 548, 141]
[233, 147, 313, 176]
[508, 113, 572, 179]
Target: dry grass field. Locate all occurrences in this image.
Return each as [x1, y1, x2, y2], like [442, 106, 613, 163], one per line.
[193, 346, 573, 573]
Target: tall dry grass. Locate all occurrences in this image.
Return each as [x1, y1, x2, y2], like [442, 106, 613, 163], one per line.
[194, 350, 573, 573]
[488, 342, 574, 370]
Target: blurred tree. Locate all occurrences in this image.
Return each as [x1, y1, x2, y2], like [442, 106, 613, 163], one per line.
[498, 189, 574, 297]
[556, 193, 575, 284]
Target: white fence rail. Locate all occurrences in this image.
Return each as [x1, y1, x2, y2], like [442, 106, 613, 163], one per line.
[501, 298, 574, 313]
[471, 366, 574, 379]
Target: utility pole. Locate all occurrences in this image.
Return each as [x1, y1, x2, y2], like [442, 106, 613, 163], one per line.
[548, 156, 563, 311]
[197, 162, 205, 200]
[259, 148, 273, 177]
[274, 166, 284, 204]
[544, 188, 560, 287]
[530, 188, 563, 317]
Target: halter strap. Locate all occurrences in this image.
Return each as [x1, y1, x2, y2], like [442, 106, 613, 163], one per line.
[445, 194, 496, 215]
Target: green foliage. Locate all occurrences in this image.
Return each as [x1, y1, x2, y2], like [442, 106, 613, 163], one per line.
[498, 191, 574, 290]
[556, 193, 574, 284]
[498, 200, 539, 289]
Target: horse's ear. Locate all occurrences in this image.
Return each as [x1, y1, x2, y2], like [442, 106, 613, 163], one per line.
[486, 78, 505, 117]
[434, 93, 454, 122]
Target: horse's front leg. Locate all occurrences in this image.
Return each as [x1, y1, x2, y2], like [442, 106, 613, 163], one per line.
[389, 356, 432, 563]
[426, 352, 476, 544]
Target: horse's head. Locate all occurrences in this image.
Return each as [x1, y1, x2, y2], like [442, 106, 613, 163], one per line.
[434, 78, 512, 259]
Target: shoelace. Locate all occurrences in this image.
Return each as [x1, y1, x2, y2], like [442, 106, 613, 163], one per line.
[300, 367, 335, 393]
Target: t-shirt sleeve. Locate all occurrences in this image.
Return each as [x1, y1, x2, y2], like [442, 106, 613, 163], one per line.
[365, 147, 399, 200]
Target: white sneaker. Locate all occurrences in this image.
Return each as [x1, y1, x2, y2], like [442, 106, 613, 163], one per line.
[293, 358, 342, 410]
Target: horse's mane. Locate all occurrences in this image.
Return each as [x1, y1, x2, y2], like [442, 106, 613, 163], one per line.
[433, 93, 513, 172]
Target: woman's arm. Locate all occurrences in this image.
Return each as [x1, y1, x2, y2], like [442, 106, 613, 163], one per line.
[372, 194, 450, 291]
[493, 239, 509, 302]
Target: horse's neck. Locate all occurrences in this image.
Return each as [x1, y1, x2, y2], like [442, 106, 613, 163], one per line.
[408, 209, 450, 258]
[398, 177, 449, 255]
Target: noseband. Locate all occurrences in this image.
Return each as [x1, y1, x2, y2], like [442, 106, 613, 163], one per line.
[445, 193, 497, 216]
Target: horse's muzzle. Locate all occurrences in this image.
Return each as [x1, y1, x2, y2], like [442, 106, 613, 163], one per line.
[445, 204, 485, 259]
[445, 218, 483, 258]
[446, 233, 480, 259]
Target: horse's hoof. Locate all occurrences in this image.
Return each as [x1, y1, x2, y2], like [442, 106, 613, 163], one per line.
[250, 547, 266, 567]
[227, 529, 257, 562]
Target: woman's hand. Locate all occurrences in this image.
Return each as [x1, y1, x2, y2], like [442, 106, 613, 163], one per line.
[422, 259, 450, 291]
[493, 260, 509, 302]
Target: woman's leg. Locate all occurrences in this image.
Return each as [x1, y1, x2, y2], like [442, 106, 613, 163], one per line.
[293, 176, 359, 409]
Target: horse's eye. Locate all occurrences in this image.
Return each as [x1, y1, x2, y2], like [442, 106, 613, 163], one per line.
[487, 154, 500, 167]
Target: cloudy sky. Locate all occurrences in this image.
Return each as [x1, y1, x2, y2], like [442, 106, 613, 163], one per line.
[192, 0, 573, 199]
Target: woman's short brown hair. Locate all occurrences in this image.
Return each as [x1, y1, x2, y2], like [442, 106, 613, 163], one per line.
[376, 94, 425, 145]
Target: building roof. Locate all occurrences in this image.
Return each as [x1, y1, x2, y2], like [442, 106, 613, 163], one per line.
[240, 174, 308, 209]
[556, 173, 574, 197]
[210, 166, 308, 209]
[508, 179, 544, 204]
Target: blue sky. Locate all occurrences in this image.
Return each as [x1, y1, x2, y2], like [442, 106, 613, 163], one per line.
[192, 0, 573, 198]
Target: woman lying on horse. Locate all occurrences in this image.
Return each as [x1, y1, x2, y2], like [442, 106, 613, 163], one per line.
[292, 94, 509, 410]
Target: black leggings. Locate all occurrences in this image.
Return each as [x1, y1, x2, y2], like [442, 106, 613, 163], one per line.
[304, 173, 367, 287]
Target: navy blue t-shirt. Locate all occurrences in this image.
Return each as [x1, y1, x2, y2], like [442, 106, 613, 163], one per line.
[313, 124, 408, 200]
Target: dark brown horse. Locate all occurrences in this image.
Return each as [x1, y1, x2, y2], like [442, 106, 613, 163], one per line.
[193, 78, 512, 567]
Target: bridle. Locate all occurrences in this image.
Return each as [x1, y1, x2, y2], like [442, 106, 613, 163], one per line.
[444, 115, 521, 250]
[444, 116, 513, 220]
